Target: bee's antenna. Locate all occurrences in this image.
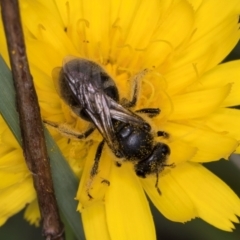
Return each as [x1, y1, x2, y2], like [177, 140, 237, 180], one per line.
[155, 171, 162, 195]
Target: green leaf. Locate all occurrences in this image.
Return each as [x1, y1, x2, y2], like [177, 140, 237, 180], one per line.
[0, 55, 85, 240]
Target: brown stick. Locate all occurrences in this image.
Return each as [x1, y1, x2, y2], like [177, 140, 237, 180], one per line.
[0, 0, 64, 239]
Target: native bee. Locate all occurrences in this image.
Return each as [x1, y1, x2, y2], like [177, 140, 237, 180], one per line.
[47, 57, 172, 195]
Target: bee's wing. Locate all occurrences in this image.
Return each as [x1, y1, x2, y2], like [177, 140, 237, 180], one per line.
[52, 67, 63, 96]
[107, 97, 146, 125]
[84, 91, 122, 156]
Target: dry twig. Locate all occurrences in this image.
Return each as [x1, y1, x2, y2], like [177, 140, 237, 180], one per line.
[0, 0, 65, 239]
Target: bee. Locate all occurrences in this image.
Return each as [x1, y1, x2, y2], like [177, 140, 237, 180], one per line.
[47, 57, 172, 196]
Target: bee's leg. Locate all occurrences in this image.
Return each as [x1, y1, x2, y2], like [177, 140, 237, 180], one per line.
[87, 140, 105, 199]
[122, 69, 148, 108]
[101, 179, 110, 186]
[163, 162, 175, 168]
[43, 120, 95, 139]
[71, 127, 95, 139]
[135, 108, 170, 138]
[155, 171, 161, 195]
[135, 108, 160, 118]
[157, 131, 170, 139]
[155, 163, 175, 195]
[115, 161, 122, 167]
[122, 80, 139, 108]
[90, 140, 105, 178]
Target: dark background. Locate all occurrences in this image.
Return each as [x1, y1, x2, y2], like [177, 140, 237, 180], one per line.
[0, 42, 239, 240]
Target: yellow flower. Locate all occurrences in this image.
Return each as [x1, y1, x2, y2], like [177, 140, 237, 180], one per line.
[1, 0, 240, 239]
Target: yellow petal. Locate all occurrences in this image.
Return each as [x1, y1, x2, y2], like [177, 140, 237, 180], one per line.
[0, 149, 28, 172]
[20, 0, 77, 55]
[31, 0, 64, 25]
[82, 203, 110, 240]
[182, 0, 240, 66]
[50, 0, 69, 27]
[168, 140, 197, 164]
[172, 163, 240, 231]
[186, 60, 240, 107]
[144, 0, 194, 68]
[0, 145, 12, 159]
[165, 5, 240, 94]
[28, 66, 64, 118]
[0, 171, 30, 189]
[77, 143, 113, 210]
[61, 0, 87, 54]
[24, 199, 40, 226]
[0, 117, 16, 155]
[1, 124, 20, 150]
[160, 121, 238, 162]
[31, 65, 56, 92]
[0, 177, 36, 226]
[169, 84, 231, 120]
[75, 0, 112, 58]
[164, 49, 213, 95]
[105, 163, 156, 240]
[172, 14, 240, 70]
[62, 0, 113, 59]
[188, 0, 240, 28]
[141, 168, 197, 222]
[196, 108, 240, 153]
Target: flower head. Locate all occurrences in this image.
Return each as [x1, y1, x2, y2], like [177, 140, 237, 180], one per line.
[1, 0, 240, 239]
